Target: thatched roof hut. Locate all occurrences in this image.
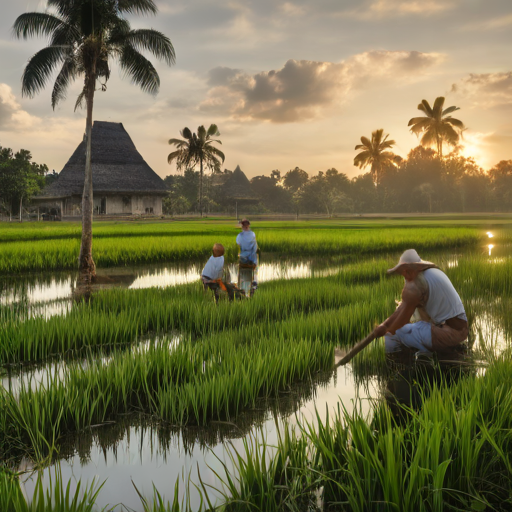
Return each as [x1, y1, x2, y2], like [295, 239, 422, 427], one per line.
[222, 165, 258, 201]
[35, 121, 167, 216]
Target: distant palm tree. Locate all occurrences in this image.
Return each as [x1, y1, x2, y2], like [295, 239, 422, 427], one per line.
[13, 0, 175, 283]
[408, 97, 464, 157]
[168, 125, 225, 217]
[354, 129, 400, 186]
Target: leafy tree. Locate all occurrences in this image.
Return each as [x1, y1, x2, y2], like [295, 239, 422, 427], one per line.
[408, 97, 464, 157]
[489, 160, 512, 211]
[14, 0, 175, 281]
[250, 174, 292, 213]
[0, 147, 47, 221]
[301, 169, 351, 216]
[353, 129, 401, 187]
[168, 125, 225, 217]
[283, 167, 309, 193]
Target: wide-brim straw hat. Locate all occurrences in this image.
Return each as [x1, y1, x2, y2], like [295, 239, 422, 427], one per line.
[387, 249, 437, 275]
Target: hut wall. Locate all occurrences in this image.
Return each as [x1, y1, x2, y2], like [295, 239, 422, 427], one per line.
[132, 195, 162, 215]
[106, 195, 133, 215]
[64, 197, 81, 216]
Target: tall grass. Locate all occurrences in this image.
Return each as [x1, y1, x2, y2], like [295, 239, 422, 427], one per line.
[179, 359, 512, 512]
[0, 467, 105, 512]
[0, 226, 484, 273]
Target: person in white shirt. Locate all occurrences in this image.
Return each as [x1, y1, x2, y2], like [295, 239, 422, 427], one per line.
[236, 219, 258, 292]
[236, 219, 258, 265]
[373, 249, 468, 353]
[201, 244, 225, 302]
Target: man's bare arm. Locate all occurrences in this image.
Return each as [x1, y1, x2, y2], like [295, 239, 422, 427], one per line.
[373, 283, 422, 338]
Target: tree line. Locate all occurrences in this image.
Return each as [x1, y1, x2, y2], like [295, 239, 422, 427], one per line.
[163, 150, 512, 216]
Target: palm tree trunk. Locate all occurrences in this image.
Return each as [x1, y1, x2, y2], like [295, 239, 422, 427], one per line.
[79, 69, 97, 284]
[199, 157, 203, 218]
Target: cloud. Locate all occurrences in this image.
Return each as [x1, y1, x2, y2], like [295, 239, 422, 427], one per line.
[279, 2, 307, 17]
[200, 51, 443, 123]
[0, 84, 40, 131]
[452, 72, 512, 108]
[342, 0, 459, 19]
[463, 13, 512, 31]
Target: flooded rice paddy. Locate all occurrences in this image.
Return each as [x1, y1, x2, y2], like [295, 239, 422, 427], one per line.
[1, 242, 509, 511]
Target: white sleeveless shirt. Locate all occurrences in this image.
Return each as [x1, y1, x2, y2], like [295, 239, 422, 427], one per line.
[422, 268, 465, 324]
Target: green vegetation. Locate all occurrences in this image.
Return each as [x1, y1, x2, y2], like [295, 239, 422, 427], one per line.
[1, 218, 512, 510]
[0, 221, 484, 273]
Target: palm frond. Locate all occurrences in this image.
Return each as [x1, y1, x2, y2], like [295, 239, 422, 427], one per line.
[354, 151, 371, 168]
[206, 146, 225, 163]
[168, 138, 187, 147]
[74, 89, 86, 111]
[418, 100, 433, 117]
[420, 129, 438, 148]
[21, 46, 66, 97]
[432, 96, 445, 117]
[119, 44, 160, 94]
[181, 127, 193, 140]
[167, 150, 183, 164]
[408, 116, 430, 127]
[125, 29, 175, 66]
[51, 58, 77, 108]
[197, 125, 207, 141]
[206, 124, 220, 137]
[444, 117, 465, 130]
[439, 124, 459, 145]
[360, 136, 371, 147]
[117, 0, 158, 15]
[442, 105, 460, 116]
[13, 12, 65, 40]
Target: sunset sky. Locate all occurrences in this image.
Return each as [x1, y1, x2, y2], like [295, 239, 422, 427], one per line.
[0, 0, 510, 180]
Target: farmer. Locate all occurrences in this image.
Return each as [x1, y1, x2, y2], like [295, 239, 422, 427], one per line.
[201, 243, 226, 301]
[373, 249, 468, 353]
[236, 219, 258, 265]
[236, 219, 258, 291]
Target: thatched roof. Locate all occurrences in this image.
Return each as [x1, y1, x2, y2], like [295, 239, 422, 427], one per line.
[222, 165, 258, 200]
[37, 121, 167, 199]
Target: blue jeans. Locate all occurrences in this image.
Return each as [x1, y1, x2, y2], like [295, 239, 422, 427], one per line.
[385, 321, 432, 353]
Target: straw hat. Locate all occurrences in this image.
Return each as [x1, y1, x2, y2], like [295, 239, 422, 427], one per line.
[387, 249, 437, 275]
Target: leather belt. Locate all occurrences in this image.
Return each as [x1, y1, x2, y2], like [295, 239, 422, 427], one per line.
[444, 316, 468, 331]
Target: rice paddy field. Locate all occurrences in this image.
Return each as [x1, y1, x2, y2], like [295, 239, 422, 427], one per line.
[1, 216, 512, 511]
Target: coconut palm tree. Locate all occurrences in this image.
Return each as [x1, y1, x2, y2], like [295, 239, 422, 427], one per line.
[13, 0, 175, 283]
[168, 125, 225, 217]
[408, 97, 464, 158]
[354, 129, 400, 186]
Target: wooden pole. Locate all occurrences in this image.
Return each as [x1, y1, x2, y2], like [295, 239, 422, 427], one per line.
[334, 332, 377, 368]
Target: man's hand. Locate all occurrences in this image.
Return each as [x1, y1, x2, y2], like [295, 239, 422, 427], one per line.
[373, 323, 389, 339]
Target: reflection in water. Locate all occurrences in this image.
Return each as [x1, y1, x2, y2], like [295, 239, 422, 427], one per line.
[0, 257, 344, 311]
[17, 364, 377, 511]
[1, 335, 182, 397]
[383, 350, 475, 424]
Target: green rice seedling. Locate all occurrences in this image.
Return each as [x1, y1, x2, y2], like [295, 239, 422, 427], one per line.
[0, 466, 106, 512]
[0, 226, 483, 273]
[191, 360, 512, 512]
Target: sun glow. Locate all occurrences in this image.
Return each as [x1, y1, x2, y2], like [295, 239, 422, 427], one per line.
[459, 131, 493, 168]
